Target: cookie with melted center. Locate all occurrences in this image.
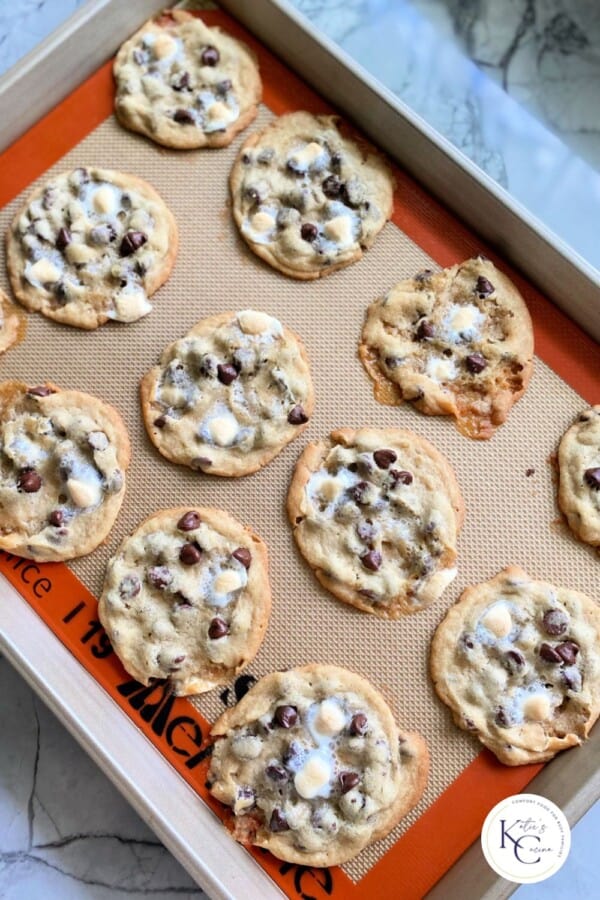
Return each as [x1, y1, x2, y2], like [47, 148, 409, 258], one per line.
[430, 566, 600, 765]
[0, 381, 130, 561]
[230, 111, 394, 279]
[208, 664, 429, 867]
[558, 406, 600, 547]
[140, 309, 314, 477]
[99, 507, 271, 696]
[359, 257, 534, 439]
[0, 288, 26, 356]
[114, 10, 261, 149]
[287, 428, 464, 618]
[6, 167, 178, 329]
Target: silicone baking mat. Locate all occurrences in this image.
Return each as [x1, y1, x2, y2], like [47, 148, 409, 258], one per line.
[0, 8, 598, 899]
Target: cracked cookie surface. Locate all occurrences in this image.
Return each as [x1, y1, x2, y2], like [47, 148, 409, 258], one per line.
[558, 406, 600, 547]
[114, 10, 261, 149]
[0, 288, 25, 356]
[6, 167, 178, 329]
[230, 111, 394, 279]
[287, 428, 464, 618]
[140, 309, 313, 477]
[208, 664, 429, 867]
[0, 381, 130, 561]
[430, 566, 600, 765]
[99, 507, 271, 696]
[359, 257, 534, 439]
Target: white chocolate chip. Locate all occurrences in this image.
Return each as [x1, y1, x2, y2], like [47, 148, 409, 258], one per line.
[209, 413, 239, 447]
[237, 309, 276, 335]
[290, 141, 324, 169]
[207, 101, 230, 122]
[110, 289, 152, 323]
[92, 186, 115, 215]
[313, 699, 346, 738]
[153, 33, 177, 59]
[425, 356, 457, 383]
[65, 242, 96, 265]
[523, 694, 551, 721]
[28, 258, 61, 284]
[294, 754, 332, 799]
[481, 604, 513, 638]
[319, 478, 343, 503]
[214, 570, 242, 595]
[450, 305, 479, 333]
[250, 211, 275, 234]
[67, 476, 101, 508]
[323, 215, 354, 247]
[232, 735, 262, 759]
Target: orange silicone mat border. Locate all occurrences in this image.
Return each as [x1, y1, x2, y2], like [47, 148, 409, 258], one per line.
[0, 8, 596, 900]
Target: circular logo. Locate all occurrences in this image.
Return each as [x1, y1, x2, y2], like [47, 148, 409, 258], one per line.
[481, 793, 571, 884]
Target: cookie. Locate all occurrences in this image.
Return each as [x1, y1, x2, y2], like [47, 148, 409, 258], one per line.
[0, 381, 130, 562]
[208, 664, 428, 867]
[0, 288, 26, 356]
[359, 257, 534, 439]
[287, 428, 464, 618]
[140, 309, 314, 477]
[430, 566, 600, 765]
[558, 407, 600, 547]
[6, 167, 178, 329]
[230, 111, 394, 280]
[98, 507, 271, 696]
[114, 10, 261, 149]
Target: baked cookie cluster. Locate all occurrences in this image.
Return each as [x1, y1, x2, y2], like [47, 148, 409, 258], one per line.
[0, 288, 25, 356]
[558, 406, 600, 547]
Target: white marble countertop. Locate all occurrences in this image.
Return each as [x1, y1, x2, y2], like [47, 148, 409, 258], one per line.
[0, 2, 599, 899]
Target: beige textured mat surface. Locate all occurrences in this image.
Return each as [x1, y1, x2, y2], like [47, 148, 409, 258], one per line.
[1, 108, 597, 881]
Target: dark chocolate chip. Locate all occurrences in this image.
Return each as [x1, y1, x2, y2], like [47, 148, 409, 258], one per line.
[526, 468, 535, 477]
[154, 415, 167, 429]
[475, 276, 495, 297]
[543, 609, 568, 636]
[269, 809, 289, 832]
[177, 510, 201, 531]
[237, 786, 255, 807]
[179, 542, 202, 565]
[322, 175, 343, 198]
[119, 230, 147, 257]
[27, 385, 55, 397]
[257, 148, 275, 164]
[241, 153, 251, 165]
[133, 48, 146, 65]
[56, 227, 71, 251]
[415, 320, 434, 341]
[172, 655, 186, 666]
[174, 592, 192, 609]
[415, 269, 433, 284]
[217, 363, 238, 385]
[191, 457, 213, 470]
[201, 45, 220, 66]
[349, 713, 368, 736]
[173, 71, 190, 91]
[208, 617, 229, 639]
[350, 481, 370, 505]
[287, 404, 308, 425]
[539, 642, 562, 664]
[504, 649, 525, 673]
[584, 467, 600, 490]
[373, 449, 397, 469]
[495, 708, 511, 728]
[361, 550, 382, 571]
[356, 520, 377, 543]
[390, 469, 413, 486]
[147, 565, 172, 589]
[17, 469, 42, 493]
[274, 705, 298, 728]
[461, 633, 475, 650]
[119, 574, 141, 599]
[466, 352, 487, 374]
[48, 510, 64, 527]
[244, 186, 262, 205]
[173, 108, 195, 124]
[232, 547, 252, 569]
[216, 78, 232, 95]
[300, 222, 318, 242]
[265, 764, 288, 783]
[384, 356, 402, 369]
[339, 772, 360, 794]
[556, 641, 579, 666]
[358, 589, 377, 601]
[90, 223, 117, 245]
[330, 151, 342, 171]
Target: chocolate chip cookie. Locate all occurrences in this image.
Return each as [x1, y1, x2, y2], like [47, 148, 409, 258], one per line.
[430, 566, 600, 765]
[140, 310, 314, 477]
[359, 257, 534, 439]
[208, 664, 429, 866]
[114, 10, 261, 149]
[287, 428, 464, 618]
[230, 111, 394, 279]
[6, 167, 178, 329]
[0, 381, 130, 561]
[99, 507, 271, 695]
[0, 288, 25, 356]
[558, 407, 600, 547]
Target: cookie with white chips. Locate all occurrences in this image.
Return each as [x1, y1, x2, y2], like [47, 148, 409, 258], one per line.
[0, 288, 25, 356]
[114, 10, 261, 149]
[6, 167, 178, 329]
[558, 406, 600, 547]
[0, 381, 130, 561]
[99, 507, 271, 696]
[140, 309, 314, 477]
[360, 257, 534, 439]
[287, 428, 464, 618]
[230, 111, 394, 279]
[208, 664, 429, 867]
[430, 566, 600, 765]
